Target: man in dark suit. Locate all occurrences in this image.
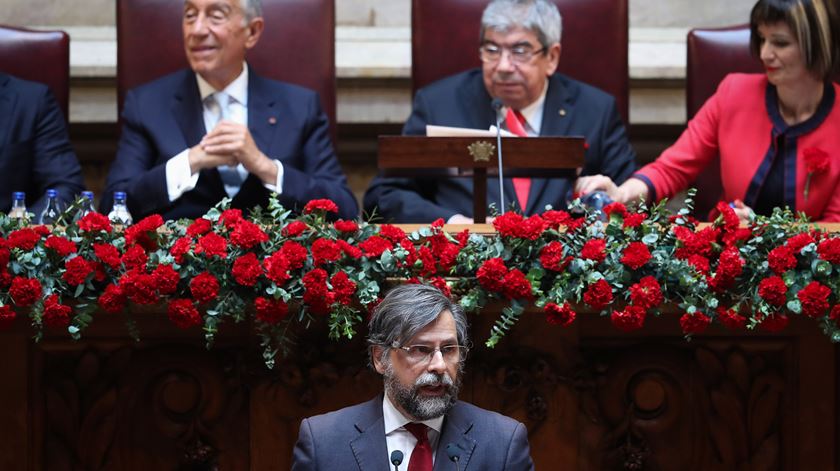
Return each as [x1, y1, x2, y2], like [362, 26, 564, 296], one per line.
[292, 284, 534, 470]
[363, 0, 636, 223]
[102, 0, 357, 221]
[0, 73, 84, 215]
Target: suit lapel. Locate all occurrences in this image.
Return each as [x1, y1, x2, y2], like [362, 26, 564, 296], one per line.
[237, 67, 279, 194]
[433, 403, 476, 471]
[349, 397, 391, 471]
[0, 74, 15, 148]
[526, 74, 575, 214]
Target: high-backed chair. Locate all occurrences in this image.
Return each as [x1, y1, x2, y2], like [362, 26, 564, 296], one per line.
[686, 25, 763, 218]
[116, 0, 336, 139]
[0, 25, 70, 120]
[411, 0, 629, 124]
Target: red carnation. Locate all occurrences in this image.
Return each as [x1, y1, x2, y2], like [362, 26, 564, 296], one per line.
[716, 306, 747, 330]
[426, 276, 451, 297]
[63, 256, 94, 286]
[232, 252, 262, 286]
[93, 243, 121, 269]
[334, 219, 359, 233]
[539, 241, 566, 271]
[337, 239, 362, 259]
[189, 272, 220, 304]
[0, 305, 15, 330]
[787, 233, 816, 253]
[583, 279, 613, 310]
[830, 305, 840, 325]
[330, 271, 357, 306]
[167, 299, 201, 329]
[125, 214, 164, 249]
[502, 269, 532, 300]
[715, 201, 740, 232]
[493, 213, 546, 240]
[186, 218, 212, 237]
[803, 147, 830, 200]
[379, 224, 407, 242]
[476, 257, 508, 292]
[611, 305, 645, 332]
[680, 311, 711, 334]
[417, 245, 436, 276]
[7, 228, 41, 250]
[230, 220, 268, 249]
[280, 240, 308, 269]
[0, 244, 9, 268]
[121, 244, 148, 271]
[758, 276, 787, 306]
[302, 268, 332, 314]
[542, 210, 573, 229]
[687, 254, 711, 274]
[629, 276, 663, 309]
[758, 313, 789, 332]
[10, 277, 41, 306]
[45, 236, 77, 257]
[282, 221, 308, 237]
[545, 302, 576, 327]
[359, 236, 394, 258]
[431, 238, 460, 271]
[77, 212, 112, 233]
[303, 199, 339, 214]
[98, 283, 126, 314]
[219, 209, 244, 228]
[580, 239, 607, 263]
[623, 213, 647, 228]
[768, 245, 797, 274]
[620, 242, 652, 270]
[797, 281, 831, 317]
[817, 238, 840, 264]
[170, 236, 192, 264]
[603, 202, 628, 218]
[311, 238, 341, 266]
[43, 295, 72, 328]
[263, 252, 290, 285]
[152, 264, 180, 295]
[456, 229, 470, 248]
[254, 297, 289, 324]
[195, 232, 227, 258]
[119, 270, 157, 305]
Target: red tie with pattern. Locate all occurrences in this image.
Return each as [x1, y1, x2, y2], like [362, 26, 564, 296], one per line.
[404, 422, 433, 471]
[504, 108, 530, 211]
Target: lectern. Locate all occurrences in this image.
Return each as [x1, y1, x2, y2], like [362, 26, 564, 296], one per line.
[378, 136, 586, 222]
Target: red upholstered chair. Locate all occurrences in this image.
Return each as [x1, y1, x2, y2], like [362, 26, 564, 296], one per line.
[117, 0, 336, 138]
[686, 25, 763, 218]
[411, 0, 629, 124]
[0, 25, 70, 120]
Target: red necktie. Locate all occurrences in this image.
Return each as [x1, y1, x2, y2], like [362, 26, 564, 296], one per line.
[404, 422, 433, 471]
[504, 108, 531, 212]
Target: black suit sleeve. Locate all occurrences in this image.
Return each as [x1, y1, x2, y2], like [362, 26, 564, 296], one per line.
[28, 88, 84, 214]
[291, 418, 317, 470]
[582, 96, 636, 185]
[363, 90, 461, 223]
[504, 421, 535, 470]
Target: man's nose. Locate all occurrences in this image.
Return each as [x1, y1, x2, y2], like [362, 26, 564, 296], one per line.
[426, 349, 447, 373]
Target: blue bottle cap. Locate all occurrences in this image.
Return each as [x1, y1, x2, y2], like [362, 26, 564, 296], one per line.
[12, 192, 25, 200]
[114, 191, 127, 199]
[46, 189, 58, 198]
[82, 191, 94, 200]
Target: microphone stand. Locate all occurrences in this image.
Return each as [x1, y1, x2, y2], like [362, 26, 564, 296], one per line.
[492, 98, 506, 215]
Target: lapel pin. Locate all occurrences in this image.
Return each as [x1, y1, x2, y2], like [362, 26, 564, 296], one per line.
[268, 117, 277, 125]
[558, 109, 567, 117]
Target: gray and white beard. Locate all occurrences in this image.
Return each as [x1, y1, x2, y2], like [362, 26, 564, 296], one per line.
[384, 364, 461, 421]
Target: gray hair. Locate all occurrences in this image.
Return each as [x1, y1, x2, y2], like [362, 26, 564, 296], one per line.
[240, 0, 262, 22]
[480, 0, 563, 48]
[368, 284, 469, 366]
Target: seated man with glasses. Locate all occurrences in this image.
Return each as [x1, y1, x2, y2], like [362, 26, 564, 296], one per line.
[364, 0, 637, 223]
[292, 283, 534, 470]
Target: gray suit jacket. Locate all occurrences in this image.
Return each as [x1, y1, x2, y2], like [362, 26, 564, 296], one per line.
[291, 395, 534, 470]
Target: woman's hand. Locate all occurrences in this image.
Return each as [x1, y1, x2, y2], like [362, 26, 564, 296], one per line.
[731, 199, 754, 224]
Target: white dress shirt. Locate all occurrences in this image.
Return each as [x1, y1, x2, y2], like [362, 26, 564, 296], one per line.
[165, 63, 284, 201]
[383, 394, 444, 468]
[498, 77, 549, 137]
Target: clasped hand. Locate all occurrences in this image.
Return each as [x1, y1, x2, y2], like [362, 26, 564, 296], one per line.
[188, 120, 277, 184]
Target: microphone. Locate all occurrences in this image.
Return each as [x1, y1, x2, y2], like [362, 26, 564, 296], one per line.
[491, 97, 506, 216]
[390, 450, 404, 471]
[446, 443, 461, 471]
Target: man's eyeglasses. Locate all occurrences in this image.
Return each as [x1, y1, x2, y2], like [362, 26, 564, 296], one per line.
[479, 43, 547, 64]
[391, 343, 468, 364]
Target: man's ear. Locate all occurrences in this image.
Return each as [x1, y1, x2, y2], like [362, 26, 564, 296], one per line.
[244, 17, 264, 49]
[545, 42, 561, 76]
[371, 346, 387, 374]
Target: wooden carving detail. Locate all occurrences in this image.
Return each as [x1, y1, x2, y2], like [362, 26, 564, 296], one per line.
[42, 345, 250, 470]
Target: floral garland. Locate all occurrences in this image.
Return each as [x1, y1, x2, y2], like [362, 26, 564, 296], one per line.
[1, 193, 839, 367]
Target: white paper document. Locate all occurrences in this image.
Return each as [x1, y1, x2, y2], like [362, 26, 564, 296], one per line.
[426, 124, 517, 137]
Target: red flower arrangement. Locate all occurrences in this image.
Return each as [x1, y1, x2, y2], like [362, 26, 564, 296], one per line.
[803, 147, 830, 200]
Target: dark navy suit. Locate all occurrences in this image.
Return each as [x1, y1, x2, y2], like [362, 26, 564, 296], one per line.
[102, 67, 358, 220]
[0, 73, 84, 214]
[363, 69, 637, 222]
[291, 395, 534, 470]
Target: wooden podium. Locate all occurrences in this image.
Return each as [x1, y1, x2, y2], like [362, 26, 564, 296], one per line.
[378, 136, 585, 222]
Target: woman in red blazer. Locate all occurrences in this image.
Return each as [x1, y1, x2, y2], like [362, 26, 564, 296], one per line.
[578, 0, 840, 221]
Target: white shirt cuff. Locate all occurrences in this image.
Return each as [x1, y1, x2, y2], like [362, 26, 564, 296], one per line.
[262, 159, 284, 194]
[166, 149, 200, 202]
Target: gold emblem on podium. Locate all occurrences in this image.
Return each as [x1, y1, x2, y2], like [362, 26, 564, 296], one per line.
[468, 141, 495, 162]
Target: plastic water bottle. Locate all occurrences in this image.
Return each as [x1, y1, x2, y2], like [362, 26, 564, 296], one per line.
[8, 192, 28, 223]
[567, 189, 614, 221]
[74, 191, 96, 222]
[38, 189, 62, 225]
[107, 191, 133, 227]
